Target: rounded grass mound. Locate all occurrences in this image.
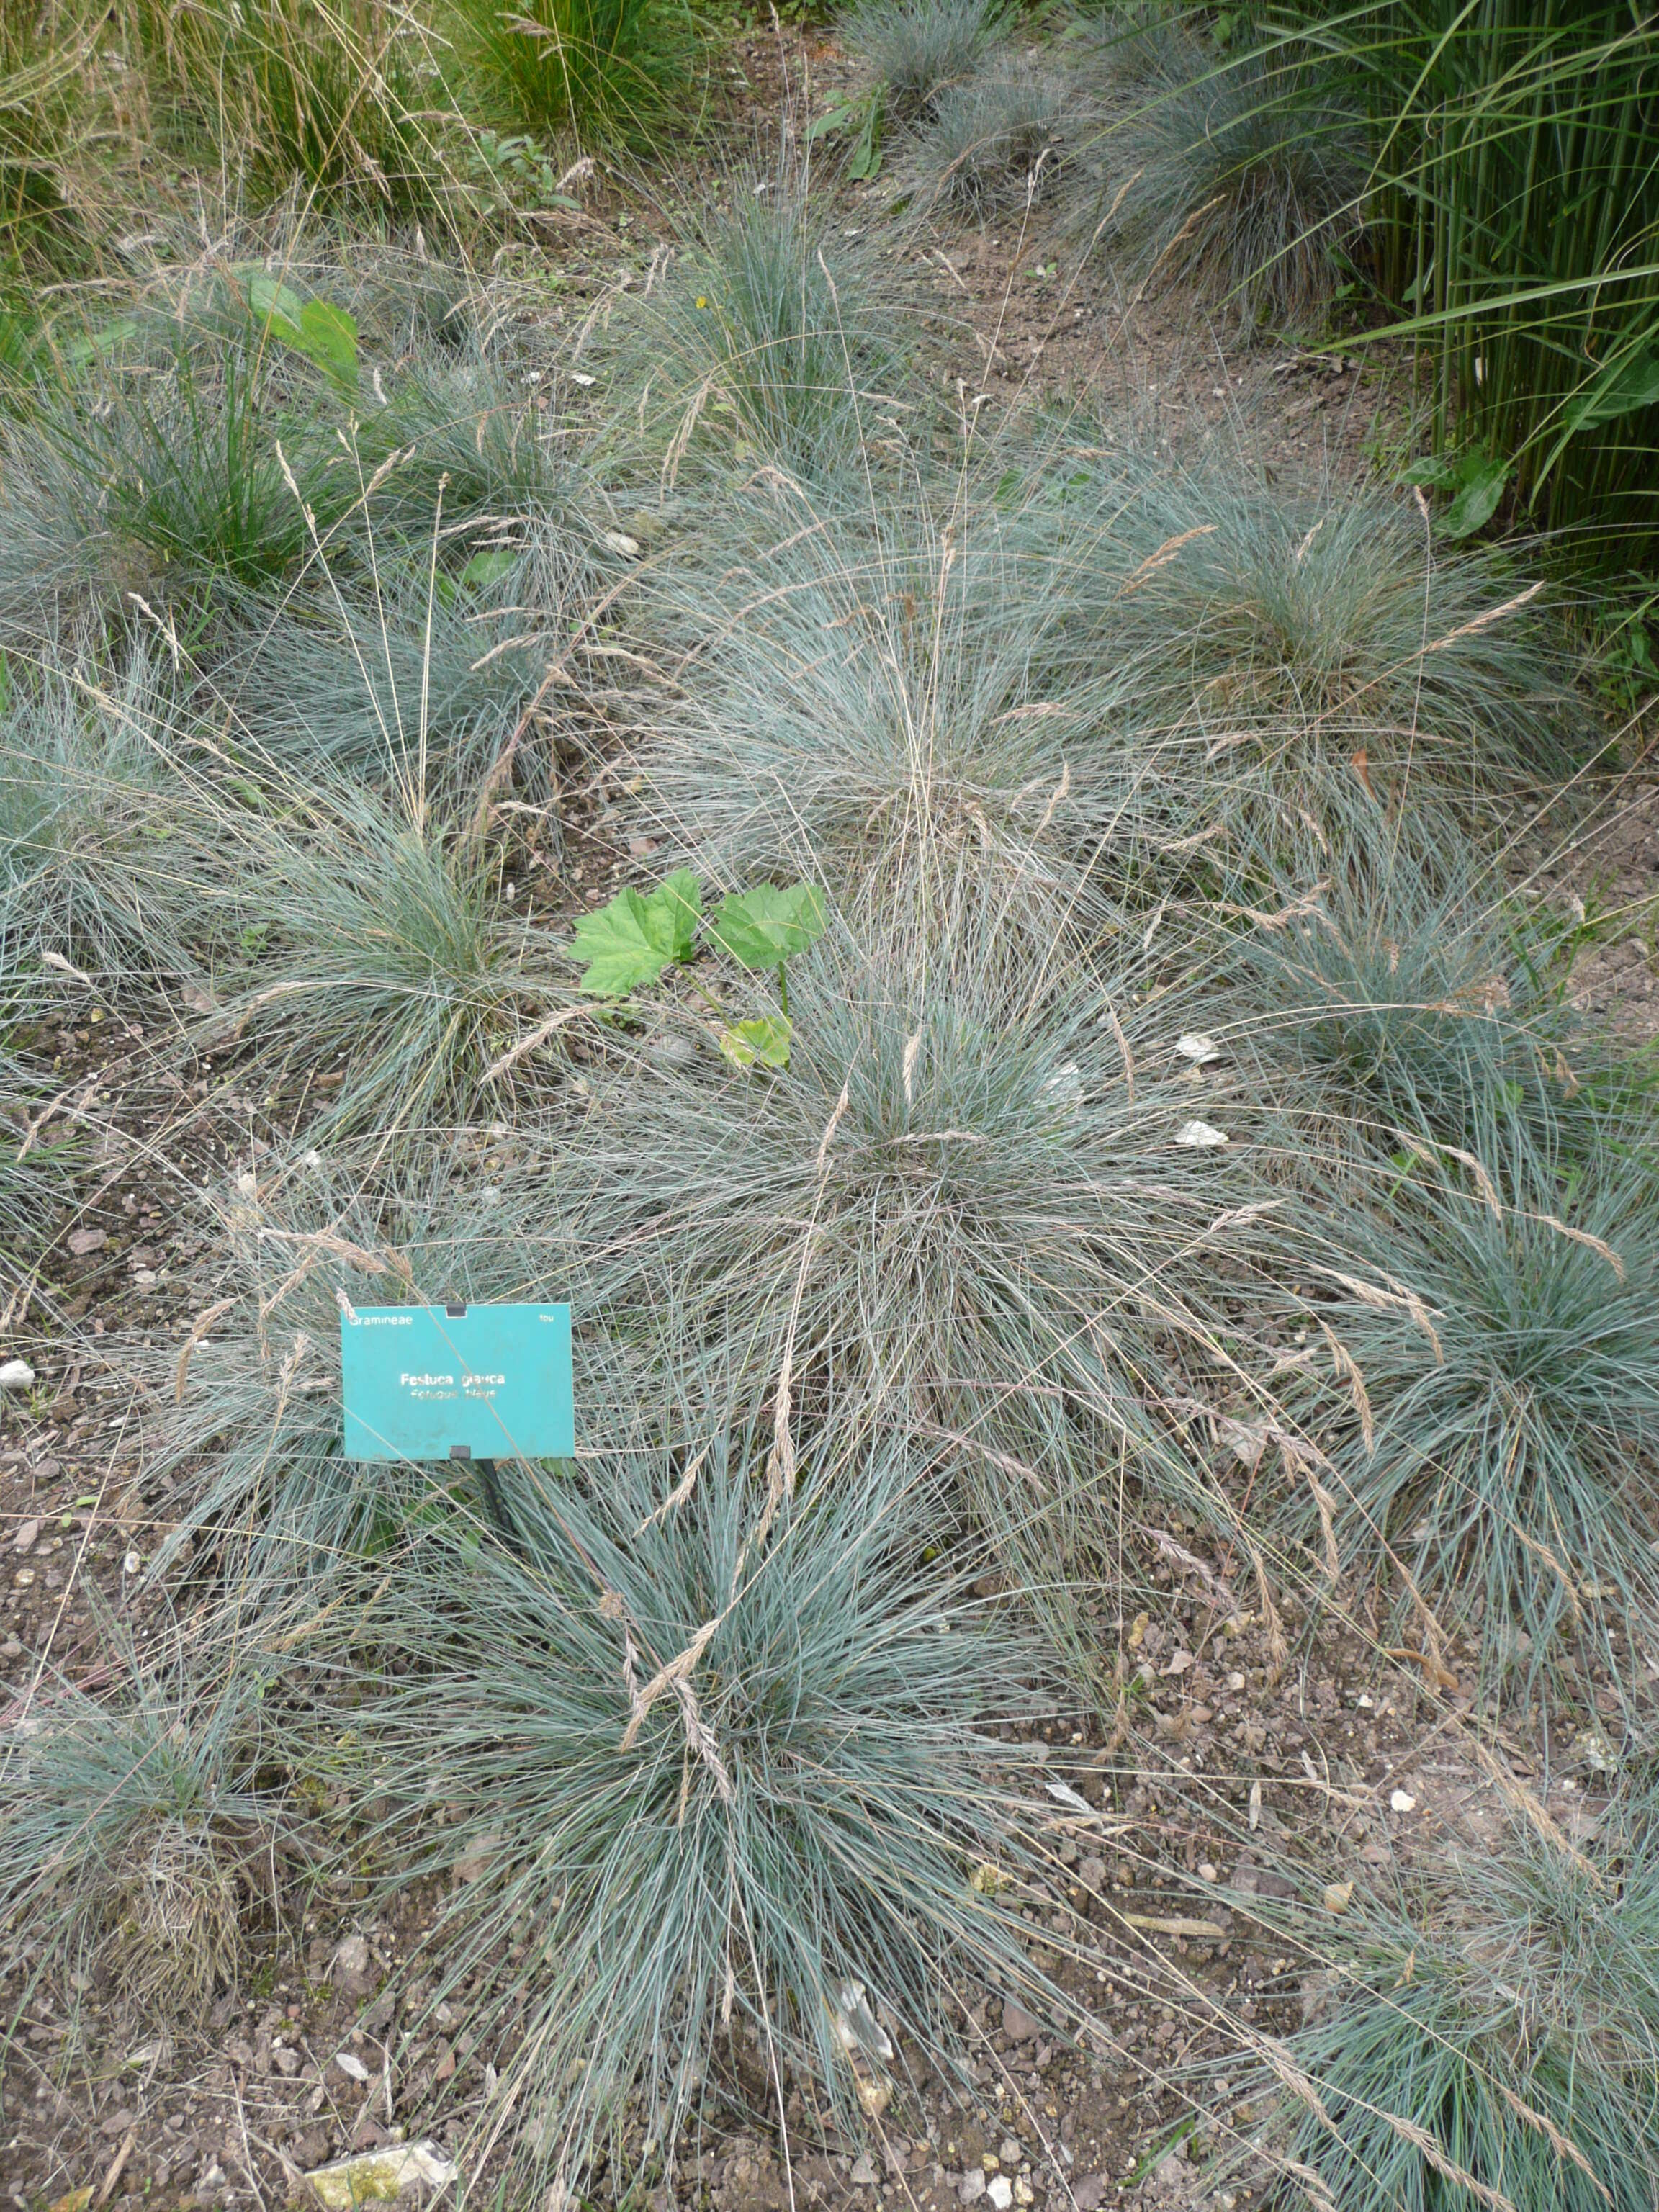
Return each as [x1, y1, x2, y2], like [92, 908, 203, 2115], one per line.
[302, 1443, 1064, 2184]
[541, 891, 1272, 1571]
[1297, 1089, 1659, 1691]
[1257, 1782, 1659, 2212]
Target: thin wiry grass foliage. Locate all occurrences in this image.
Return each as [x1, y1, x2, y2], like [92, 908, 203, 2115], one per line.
[1250, 1784, 1659, 2211]
[1298, 1091, 1659, 1689]
[620, 185, 917, 481]
[539, 893, 1270, 1573]
[909, 63, 1071, 220]
[0, 651, 215, 1006]
[639, 472, 1172, 909]
[1238, 845, 1570, 1141]
[1086, 27, 1364, 325]
[302, 1442, 1064, 2185]
[196, 778, 577, 1137]
[835, 0, 1011, 125]
[440, 0, 706, 155]
[215, 520, 593, 791]
[0, 1639, 299, 2020]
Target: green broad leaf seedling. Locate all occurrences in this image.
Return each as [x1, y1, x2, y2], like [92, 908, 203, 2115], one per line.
[570, 870, 703, 997]
[246, 275, 360, 399]
[570, 873, 828, 1067]
[1403, 446, 1511, 539]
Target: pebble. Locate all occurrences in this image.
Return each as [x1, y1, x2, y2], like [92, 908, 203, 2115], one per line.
[1001, 2000, 1040, 2043]
[12, 1520, 39, 1553]
[959, 2173, 986, 2205]
[1390, 1789, 1417, 1813]
[0, 1359, 35, 1390]
[848, 2154, 877, 2187]
[986, 2179, 1014, 2211]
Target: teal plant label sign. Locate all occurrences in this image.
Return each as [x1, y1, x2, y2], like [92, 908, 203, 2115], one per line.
[340, 1303, 574, 1462]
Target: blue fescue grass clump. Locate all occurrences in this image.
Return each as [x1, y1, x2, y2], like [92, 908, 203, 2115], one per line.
[1083, 22, 1365, 325]
[1251, 1780, 1659, 2211]
[300, 1438, 1065, 2185]
[0, 649, 217, 1007]
[194, 775, 576, 1138]
[1294, 1087, 1659, 1691]
[537, 884, 1270, 1578]
[0, 1638, 302, 2018]
[1234, 835, 1573, 1141]
[836, 0, 1011, 125]
[617, 183, 918, 483]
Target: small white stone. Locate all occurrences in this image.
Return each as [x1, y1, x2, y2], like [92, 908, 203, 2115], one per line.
[1199, 1862, 1219, 1881]
[1390, 1789, 1417, 1813]
[1174, 1120, 1228, 1149]
[959, 2171, 987, 2205]
[123, 1550, 142, 1576]
[986, 2180, 1013, 2212]
[0, 1359, 35, 1390]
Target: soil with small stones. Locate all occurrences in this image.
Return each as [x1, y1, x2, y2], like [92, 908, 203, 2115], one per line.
[4, 24, 1656, 2212]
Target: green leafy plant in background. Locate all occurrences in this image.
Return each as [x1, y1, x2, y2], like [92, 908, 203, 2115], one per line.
[1288, 1, 1659, 562]
[118, 0, 444, 211]
[570, 870, 827, 1065]
[439, 0, 706, 156]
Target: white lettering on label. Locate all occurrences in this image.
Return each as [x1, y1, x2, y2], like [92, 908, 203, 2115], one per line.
[400, 1372, 455, 1386]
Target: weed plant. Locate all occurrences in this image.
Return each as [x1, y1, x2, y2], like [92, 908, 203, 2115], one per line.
[440, 0, 705, 154]
[0, 343, 342, 643]
[1296, 1089, 1659, 1690]
[0, 5, 87, 271]
[0, 1640, 300, 2020]
[1085, 26, 1363, 325]
[835, 0, 1011, 125]
[302, 1439, 1065, 2183]
[1249, 1784, 1659, 2211]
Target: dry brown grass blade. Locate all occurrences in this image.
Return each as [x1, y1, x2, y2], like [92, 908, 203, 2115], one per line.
[816, 1066, 854, 1173]
[1326, 1269, 1444, 1364]
[1468, 1737, 1602, 1885]
[482, 1003, 588, 1084]
[1382, 2111, 1518, 2212]
[175, 1299, 235, 1404]
[632, 1445, 709, 1536]
[1492, 2080, 1610, 2199]
[1424, 579, 1544, 655]
[1394, 1128, 1503, 1219]
[1318, 1318, 1375, 1455]
[619, 1615, 721, 1753]
[1536, 1213, 1625, 1279]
